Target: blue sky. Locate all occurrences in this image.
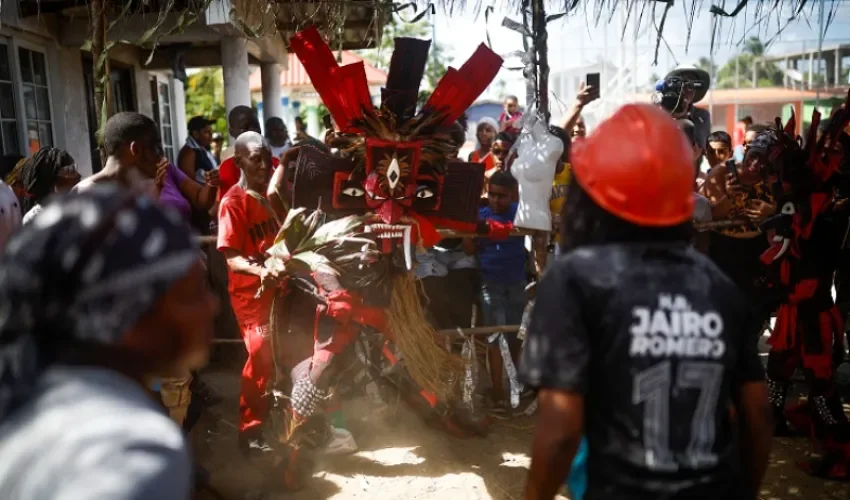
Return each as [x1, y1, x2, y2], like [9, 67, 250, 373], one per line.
[430, 1, 850, 101]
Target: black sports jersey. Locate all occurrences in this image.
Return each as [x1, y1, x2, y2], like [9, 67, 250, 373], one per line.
[520, 242, 764, 500]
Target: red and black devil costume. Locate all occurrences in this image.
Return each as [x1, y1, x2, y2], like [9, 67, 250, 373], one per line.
[260, 27, 510, 487]
[760, 91, 850, 479]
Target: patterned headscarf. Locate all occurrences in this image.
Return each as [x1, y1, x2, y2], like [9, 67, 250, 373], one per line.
[0, 185, 198, 420]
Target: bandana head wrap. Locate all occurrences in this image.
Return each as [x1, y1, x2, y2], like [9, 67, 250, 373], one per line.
[0, 185, 198, 419]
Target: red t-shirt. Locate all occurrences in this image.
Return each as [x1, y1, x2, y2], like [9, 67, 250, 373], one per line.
[218, 156, 280, 201]
[217, 185, 280, 326]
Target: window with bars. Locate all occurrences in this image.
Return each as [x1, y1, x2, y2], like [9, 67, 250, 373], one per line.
[0, 41, 54, 157]
[0, 43, 20, 157]
[158, 80, 175, 163]
[19, 47, 53, 153]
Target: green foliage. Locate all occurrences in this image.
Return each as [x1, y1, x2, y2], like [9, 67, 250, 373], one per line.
[359, 15, 452, 91]
[716, 36, 784, 89]
[696, 57, 717, 76]
[184, 68, 227, 137]
[299, 103, 330, 127]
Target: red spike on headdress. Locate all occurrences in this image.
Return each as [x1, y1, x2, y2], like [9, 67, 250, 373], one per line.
[289, 26, 373, 132]
[424, 44, 503, 125]
[784, 108, 796, 137]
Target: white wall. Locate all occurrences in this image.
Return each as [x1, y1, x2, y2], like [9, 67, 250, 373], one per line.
[53, 46, 93, 175]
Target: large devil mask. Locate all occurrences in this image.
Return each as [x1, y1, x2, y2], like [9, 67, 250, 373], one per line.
[284, 27, 501, 270]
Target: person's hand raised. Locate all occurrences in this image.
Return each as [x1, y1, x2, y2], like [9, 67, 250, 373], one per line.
[724, 171, 746, 197]
[576, 82, 600, 107]
[154, 158, 168, 197]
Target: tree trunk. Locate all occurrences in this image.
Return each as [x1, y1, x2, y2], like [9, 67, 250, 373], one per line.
[531, 0, 549, 123]
[90, 0, 107, 167]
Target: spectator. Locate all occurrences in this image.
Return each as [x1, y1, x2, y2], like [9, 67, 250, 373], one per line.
[463, 171, 527, 409]
[293, 116, 322, 147]
[520, 103, 770, 500]
[221, 106, 258, 162]
[218, 114, 280, 200]
[492, 132, 514, 171]
[73, 112, 164, 195]
[663, 65, 712, 147]
[679, 120, 712, 254]
[468, 117, 498, 171]
[702, 127, 776, 301]
[705, 130, 733, 168]
[743, 123, 769, 156]
[178, 116, 217, 184]
[0, 186, 217, 500]
[265, 117, 292, 160]
[0, 181, 21, 251]
[734, 115, 753, 149]
[499, 95, 523, 137]
[560, 82, 599, 138]
[210, 132, 224, 164]
[217, 131, 282, 457]
[11, 147, 80, 223]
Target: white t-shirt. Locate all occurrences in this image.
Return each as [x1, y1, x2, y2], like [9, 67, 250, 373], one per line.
[0, 366, 191, 500]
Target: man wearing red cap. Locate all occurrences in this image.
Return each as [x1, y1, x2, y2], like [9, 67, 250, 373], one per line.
[520, 104, 772, 500]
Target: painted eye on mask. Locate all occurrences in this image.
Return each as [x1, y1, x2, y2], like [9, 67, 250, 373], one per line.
[781, 202, 795, 215]
[416, 187, 435, 199]
[342, 186, 365, 197]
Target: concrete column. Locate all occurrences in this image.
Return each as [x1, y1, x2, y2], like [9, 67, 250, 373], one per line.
[306, 104, 320, 138]
[809, 52, 814, 89]
[221, 36, 251, 138]
[835, 50, 841, 87]
[784, 57, 789, 87]
[260, 63, 283, 124]
[172, 76, 188, 147]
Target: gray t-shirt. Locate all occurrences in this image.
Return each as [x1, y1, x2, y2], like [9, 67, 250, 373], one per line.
[0, 366, 191, 500]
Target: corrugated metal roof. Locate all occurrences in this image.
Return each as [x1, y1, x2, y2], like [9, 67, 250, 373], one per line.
[249, 51, 387, 91]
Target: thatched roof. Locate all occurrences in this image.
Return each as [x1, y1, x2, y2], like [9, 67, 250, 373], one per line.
[17, 0, 839, 61]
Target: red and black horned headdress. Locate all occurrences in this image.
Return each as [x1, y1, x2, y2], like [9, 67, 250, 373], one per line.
[285, 26, 502, 248]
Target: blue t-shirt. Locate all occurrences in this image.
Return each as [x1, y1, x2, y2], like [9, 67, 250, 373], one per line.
[477, 202, 527, 284]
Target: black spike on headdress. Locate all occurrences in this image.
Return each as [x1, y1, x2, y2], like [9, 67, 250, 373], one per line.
[381, 37, 432, 121]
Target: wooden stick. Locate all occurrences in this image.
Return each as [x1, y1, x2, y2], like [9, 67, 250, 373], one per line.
[210, 324, 520, 344]
[194, 219, 754, 247]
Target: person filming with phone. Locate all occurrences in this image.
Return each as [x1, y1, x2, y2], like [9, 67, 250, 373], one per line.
[701, 126, 776, 307]
[655, 64, 712, 148]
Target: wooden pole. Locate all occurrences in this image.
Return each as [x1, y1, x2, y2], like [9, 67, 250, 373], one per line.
[90, 0, 107, 167]
[531, 0, 549, 123]
[211, 324, 520, 344]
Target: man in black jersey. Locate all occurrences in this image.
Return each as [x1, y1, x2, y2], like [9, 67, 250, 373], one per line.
[520, 104, 772, 500]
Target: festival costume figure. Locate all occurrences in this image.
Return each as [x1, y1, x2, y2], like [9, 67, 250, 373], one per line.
[759, 93, 850, 479]
[257, 27, 508, 489]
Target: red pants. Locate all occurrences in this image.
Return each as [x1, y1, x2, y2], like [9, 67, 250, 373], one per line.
[239, 323, 272, 433]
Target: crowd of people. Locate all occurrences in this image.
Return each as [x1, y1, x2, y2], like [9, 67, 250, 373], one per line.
[0, 63, 848, 500]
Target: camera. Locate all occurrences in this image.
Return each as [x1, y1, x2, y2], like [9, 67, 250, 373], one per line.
[653, 76, 704, 114]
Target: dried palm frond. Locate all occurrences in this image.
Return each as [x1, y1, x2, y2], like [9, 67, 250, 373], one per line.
[386, 273, 464, 401]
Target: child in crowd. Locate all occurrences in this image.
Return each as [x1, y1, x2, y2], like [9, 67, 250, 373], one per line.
[464, 171, 528, 408]
[705, 130, 733, 168]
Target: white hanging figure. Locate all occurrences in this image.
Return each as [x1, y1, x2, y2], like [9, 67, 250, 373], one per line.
[511, 112, 564, 231]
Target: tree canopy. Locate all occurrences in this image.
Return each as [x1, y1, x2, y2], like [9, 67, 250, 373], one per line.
[716, 36, 784, 89]
[184, 68, 228, 137]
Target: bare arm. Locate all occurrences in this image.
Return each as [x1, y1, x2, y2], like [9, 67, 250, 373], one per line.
[737, 381, 772, 498]
[177, 176, 217, 211]
[177, 147, 197, 180]
[221, 248, 264, 278]
[524, 389, 584, 500]
[701, 164, 735, 219]
[532, 230, 549, 276]
[560, 83, 599, 133]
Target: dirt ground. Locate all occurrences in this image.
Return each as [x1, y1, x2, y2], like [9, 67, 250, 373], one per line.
[193, 366, 850, 500]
